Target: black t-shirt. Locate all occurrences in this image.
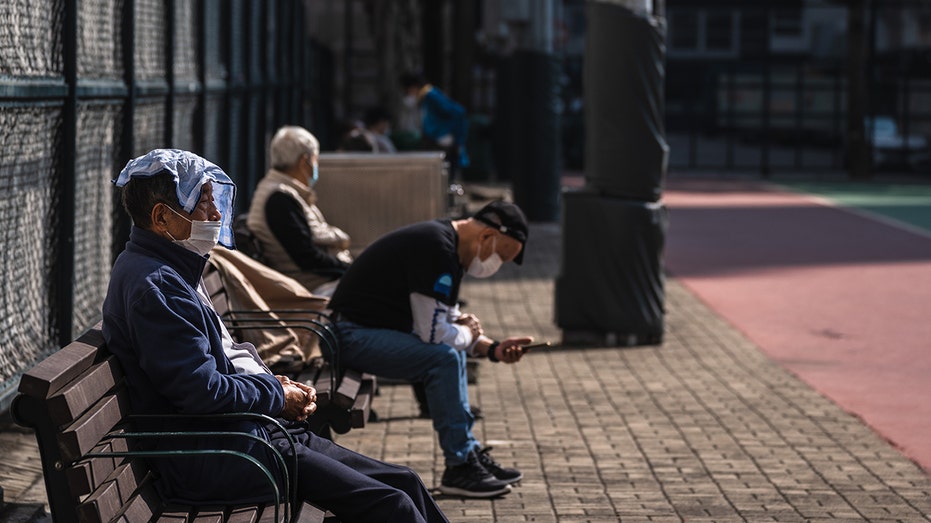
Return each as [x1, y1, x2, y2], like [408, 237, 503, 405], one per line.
[329, 220, 462, 332]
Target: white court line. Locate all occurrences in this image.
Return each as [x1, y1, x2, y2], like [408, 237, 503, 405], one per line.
[771, 182, 931, 243]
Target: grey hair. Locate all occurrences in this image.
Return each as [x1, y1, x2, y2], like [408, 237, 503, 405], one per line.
[270, 126, 320, 170]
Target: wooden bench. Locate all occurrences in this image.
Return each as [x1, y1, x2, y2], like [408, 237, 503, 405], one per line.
[11, 324, 330, 523]
[201, 264, 375, 439]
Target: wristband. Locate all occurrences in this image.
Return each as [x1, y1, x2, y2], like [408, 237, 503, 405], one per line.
[487, 341, 501, 363]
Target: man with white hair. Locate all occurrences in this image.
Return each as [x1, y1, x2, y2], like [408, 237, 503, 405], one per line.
[247, 126, 351, 296]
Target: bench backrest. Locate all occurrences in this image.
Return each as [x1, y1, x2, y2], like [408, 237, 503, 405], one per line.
[14, 324, 149, 523]
[314, 152, 447, 254]
[232, 213, 267, 264]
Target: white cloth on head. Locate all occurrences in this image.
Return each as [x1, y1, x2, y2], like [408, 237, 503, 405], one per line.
[114, 148, 237, 248]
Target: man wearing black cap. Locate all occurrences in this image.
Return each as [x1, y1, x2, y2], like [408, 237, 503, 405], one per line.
[328, 200, 533, 498]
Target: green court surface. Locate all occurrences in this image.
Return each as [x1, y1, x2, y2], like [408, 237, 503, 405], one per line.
[777, 180, 931, 235]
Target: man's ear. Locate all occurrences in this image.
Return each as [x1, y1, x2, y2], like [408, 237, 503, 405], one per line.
[150, 202, 170, 232]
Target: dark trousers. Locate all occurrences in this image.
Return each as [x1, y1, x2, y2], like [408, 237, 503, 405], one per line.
[267, 421, 448, 523]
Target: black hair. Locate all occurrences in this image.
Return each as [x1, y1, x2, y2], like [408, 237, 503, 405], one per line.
[363, 106, 392, 127]
[399, 71, 426, 90]
[339, 132, 376, 152]
[120, 170, 180, 228]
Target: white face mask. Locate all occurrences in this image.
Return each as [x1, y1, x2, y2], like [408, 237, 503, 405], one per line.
[467, 236, 503, 278]
[165, 206, 221, 257]
[402, 94, 418, 109]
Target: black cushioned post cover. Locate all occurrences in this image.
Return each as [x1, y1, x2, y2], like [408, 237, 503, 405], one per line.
[556, 190, 667, 345]
[584, 2, 668, 202]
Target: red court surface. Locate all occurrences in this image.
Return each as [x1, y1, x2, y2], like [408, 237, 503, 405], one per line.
[663, 178, 931, 472]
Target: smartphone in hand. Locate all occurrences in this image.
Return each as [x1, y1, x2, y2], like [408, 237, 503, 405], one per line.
[520, 341, 552, 353]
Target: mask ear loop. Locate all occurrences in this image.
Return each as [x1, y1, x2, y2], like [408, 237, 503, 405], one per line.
[478, 233, 498, 262]
[160, 202, 192, 241]
[164, 203, 193, 224]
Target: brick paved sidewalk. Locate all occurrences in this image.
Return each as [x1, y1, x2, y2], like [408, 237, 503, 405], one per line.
[340, 223, 931, 522]
[3, 223, 931, 522]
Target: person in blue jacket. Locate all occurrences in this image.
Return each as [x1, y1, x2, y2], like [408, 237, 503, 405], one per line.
[400, 72, 470, 170]
[102, 149, 448, 523]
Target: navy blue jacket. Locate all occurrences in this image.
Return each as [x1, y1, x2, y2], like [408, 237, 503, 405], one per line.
[102, 227, 285, 503]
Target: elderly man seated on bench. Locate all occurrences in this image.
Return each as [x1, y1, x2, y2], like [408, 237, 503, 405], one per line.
[102, 148, 447, 523]
[247, 126, 352, 296]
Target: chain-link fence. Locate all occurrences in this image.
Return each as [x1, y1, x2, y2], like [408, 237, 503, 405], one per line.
[0, 0, 308, 409]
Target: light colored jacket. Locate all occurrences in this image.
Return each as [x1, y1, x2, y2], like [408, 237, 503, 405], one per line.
[247, 169, 351, 291]
[206, 246, 329, 366]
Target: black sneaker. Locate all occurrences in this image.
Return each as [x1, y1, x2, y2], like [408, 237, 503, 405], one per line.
[476, 447, 523, 484]
[439, 452, 512, 498]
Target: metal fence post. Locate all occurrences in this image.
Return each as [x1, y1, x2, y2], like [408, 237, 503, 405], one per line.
[57, 0, 78, 346]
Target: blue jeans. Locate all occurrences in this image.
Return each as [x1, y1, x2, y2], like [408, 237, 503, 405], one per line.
[334, 321, 479, 466]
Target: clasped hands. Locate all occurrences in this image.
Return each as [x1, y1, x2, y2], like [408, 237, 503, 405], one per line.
[277, 375, 317, 421]
[455, 313, 484, 340]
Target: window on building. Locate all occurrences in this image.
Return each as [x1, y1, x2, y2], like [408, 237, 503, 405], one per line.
[772, 8, 803, 37]
[705, 12, 735, 51]
[919, 12, 931, 42]
[669, 9, 739, 57]
[670, 11, 700, 51]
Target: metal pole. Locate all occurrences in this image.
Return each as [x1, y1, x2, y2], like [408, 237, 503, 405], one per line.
[794, 62, 803, 170]
[533, 0, 555, 53]
[113, 0, 137, 263]
[761, 6, 771, 178]
[194, 0, 208, 154]
[343, 0, 353, 118]
[58, 0, 78, 344]
[166, 0, 176, 146]
[846, 0, 871, 179]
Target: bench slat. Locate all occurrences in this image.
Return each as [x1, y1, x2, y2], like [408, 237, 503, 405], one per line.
[333, 369, 363, 410]
[257, 504, 286, 523]
[295, 502, 327, 523]
[350, 379, 374, 430]
[58, 391, 128, 463]
[309, 367, 332, 408]
[47, 356, 122, 426]
[66, 434, 129, 497]
[18, 336, 101, 399]
[226, 506, 261, 523]
[204, 270, 229, 317]
[349, 381, 372, 429]
[192, 507, 225, 523]
[155, 506, 191, 523]
[112, 483, 159, 523]
[77, 460, 147, 523]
